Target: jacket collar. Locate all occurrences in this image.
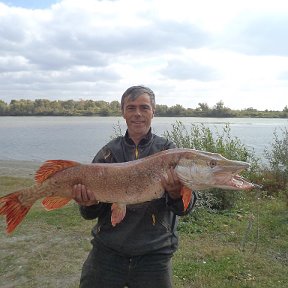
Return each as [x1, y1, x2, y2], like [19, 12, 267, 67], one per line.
[124, 128, 153, 146]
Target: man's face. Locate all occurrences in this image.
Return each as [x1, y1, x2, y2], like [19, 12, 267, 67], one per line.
[122, 93, 155, 138]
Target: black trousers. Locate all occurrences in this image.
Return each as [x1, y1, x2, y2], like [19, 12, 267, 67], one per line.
[80, 241, 173, 288]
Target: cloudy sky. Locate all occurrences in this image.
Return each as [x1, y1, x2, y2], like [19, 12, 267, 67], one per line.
[0, 0, 288, 110]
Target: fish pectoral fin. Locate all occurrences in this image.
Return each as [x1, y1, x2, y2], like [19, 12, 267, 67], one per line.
[42, 196, 72, 211]
[111, 203, 127, 227]
[35, 160, 81, 183]
[180, 186, 192, 212]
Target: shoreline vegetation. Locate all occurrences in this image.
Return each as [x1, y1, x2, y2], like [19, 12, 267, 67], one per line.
[0, 98, 288, 118]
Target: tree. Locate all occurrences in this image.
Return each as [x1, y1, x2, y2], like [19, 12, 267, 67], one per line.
[211, 101, 234, 117]
[168, 104, 186, 116]
[196, 102, 210, 112]
[0, 100, 8, 115]
[155, 104, 169, 116]
[244, 107, 258, 112]
[110, 101, 121, 115]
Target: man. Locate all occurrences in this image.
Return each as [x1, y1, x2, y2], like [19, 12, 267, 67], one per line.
[72, 86, 197, 288]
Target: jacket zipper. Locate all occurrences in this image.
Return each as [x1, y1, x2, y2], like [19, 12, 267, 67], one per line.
[135, 145, 139, 159]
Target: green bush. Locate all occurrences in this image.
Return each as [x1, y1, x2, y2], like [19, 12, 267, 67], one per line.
[163, 121, 260, 210]
[264, 127, 288, 204]
[264, 127, 288, 176]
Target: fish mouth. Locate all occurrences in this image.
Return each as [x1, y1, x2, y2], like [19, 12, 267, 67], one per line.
[230, 174, 259, 189]
[221, 162, 252, 189]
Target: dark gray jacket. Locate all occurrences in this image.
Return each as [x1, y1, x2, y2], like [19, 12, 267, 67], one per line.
[79, 129, 196, 256]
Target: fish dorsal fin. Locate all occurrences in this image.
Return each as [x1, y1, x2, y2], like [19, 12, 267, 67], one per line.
[35, 160, 80, 183]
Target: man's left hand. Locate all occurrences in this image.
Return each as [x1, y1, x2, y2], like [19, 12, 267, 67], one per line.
[161, 168, 183, 200]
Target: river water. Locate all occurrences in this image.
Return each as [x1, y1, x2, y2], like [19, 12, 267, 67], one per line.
[0, 116, 287, 163]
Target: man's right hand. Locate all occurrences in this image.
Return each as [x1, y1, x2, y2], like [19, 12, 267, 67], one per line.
[72, 184, 99, 206]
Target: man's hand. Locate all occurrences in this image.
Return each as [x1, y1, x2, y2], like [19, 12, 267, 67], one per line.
[72, 184, 99, 206]
[161, 168, 183, 200]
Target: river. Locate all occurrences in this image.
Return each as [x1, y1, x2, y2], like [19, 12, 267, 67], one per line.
[0, 116, 287, 163]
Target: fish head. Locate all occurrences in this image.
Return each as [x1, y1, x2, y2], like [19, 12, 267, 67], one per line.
[175, 150, 255, 191]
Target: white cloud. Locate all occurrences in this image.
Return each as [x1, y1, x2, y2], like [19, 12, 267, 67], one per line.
[0, 0, 288, 110]
[161, 58, 218, 81]
[218, 13, 288, 56]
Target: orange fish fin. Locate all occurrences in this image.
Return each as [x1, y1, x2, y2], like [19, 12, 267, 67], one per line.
[35, 160, 80, 183]
[111, 203, 126, 227]
[181, 186, 192, 211]
[0, 191, 32, 234]
[42, 196, 72, 211]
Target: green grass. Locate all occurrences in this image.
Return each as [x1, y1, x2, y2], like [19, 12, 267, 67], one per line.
[1, 176, 287, 287]
[173, 196, 288, 288]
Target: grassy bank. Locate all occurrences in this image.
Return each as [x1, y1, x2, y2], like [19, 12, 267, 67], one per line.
[1, 176, 287, 288]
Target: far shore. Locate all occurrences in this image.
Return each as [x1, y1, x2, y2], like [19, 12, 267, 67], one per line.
[0, 160, 41, 178]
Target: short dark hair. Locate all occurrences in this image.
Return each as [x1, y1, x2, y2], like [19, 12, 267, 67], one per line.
[121, 85, 156, 111]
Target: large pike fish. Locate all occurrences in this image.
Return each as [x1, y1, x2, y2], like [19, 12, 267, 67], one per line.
[0, 148, 256, 234]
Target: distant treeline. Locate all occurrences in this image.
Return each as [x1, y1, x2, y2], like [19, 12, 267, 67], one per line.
[0, 99, 288, 118]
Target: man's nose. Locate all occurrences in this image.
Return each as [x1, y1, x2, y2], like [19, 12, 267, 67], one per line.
[135, 107, 141, 115]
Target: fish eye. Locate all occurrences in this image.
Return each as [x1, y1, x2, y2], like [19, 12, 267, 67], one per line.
[209, 160, 217, 168]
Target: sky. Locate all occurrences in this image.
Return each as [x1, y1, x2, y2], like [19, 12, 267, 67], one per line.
[0, 0, 288, 111]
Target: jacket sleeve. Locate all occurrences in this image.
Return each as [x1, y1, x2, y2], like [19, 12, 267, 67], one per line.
[79, 203, 109, 220]
[166, 191, 198, 216]
[79, 146, 112, 220]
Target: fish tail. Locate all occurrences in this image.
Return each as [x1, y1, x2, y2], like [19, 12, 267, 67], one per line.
[0, 190, 33, 234]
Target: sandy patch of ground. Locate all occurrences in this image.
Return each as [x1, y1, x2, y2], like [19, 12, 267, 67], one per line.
[0, 160, 41, 178]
